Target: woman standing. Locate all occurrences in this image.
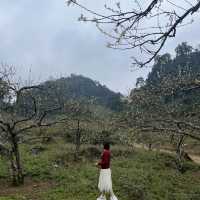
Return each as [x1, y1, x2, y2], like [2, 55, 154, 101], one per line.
[96, 143, 118, 200]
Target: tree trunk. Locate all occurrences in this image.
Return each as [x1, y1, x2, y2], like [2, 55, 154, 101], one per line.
[10, 133, 24, 185]
[10, 152, 17, 185]
[75, 120, 81, 160]
[148, 143, 152, 151]
[176, 135, 185, 173]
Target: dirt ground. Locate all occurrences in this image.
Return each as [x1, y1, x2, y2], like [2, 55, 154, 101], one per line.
[0, 178, 55, 199]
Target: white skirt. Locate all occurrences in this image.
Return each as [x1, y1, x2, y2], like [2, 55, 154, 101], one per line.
[98, 168, 113, 193]
[97, 168, 119, 200]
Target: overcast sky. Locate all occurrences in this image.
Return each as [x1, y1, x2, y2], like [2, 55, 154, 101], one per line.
[0, 0, 200, 94]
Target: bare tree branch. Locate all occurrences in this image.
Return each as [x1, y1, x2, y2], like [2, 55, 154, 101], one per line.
[67, 0, 200, 67]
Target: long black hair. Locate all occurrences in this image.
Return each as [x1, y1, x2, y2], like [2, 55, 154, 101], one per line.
[104, 142, 110, 150]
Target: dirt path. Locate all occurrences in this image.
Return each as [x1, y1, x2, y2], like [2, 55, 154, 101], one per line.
[133, 143, 200, 165]
[189, 155, 200, 164]
[0, 179, 55, 199]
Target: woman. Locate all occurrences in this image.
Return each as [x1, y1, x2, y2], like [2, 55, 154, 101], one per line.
[96, 143, 118, 200]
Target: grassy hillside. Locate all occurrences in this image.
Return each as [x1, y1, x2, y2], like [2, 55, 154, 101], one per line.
[0, 142, 200, 200]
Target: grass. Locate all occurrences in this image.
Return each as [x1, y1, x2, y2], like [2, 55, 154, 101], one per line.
[0, 143, 200, 200]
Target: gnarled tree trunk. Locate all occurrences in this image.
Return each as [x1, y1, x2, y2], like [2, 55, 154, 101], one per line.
[10, 132, 24, 185]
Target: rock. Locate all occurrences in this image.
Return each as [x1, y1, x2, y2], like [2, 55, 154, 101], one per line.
[30, 146, 46, 155]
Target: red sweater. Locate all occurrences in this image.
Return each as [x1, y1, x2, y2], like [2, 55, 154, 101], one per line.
[98, 149, 111, 169]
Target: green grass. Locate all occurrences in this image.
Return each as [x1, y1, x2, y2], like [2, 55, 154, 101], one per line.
[0, 144, 200, 200]
[0, 157, 9, 179]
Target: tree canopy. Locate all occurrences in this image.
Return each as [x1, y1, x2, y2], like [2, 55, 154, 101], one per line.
[128, 43, 200, 143]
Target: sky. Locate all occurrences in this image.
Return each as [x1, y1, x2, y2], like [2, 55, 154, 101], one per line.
[0, 0, 200, 95]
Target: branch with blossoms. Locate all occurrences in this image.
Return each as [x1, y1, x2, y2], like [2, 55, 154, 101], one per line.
[67, 0, 200, 67]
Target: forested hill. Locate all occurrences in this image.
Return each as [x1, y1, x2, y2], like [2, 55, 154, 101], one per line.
[130, 42, 200, 123]
[145, 42, 200, 107]
[34, 74, 123, 111]
[146, 43, 200, 87]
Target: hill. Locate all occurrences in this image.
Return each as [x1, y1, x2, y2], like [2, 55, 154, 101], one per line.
[35, 74, 123, 112]
[16, 74, 124, 119]
[130, 42, 200, 115]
